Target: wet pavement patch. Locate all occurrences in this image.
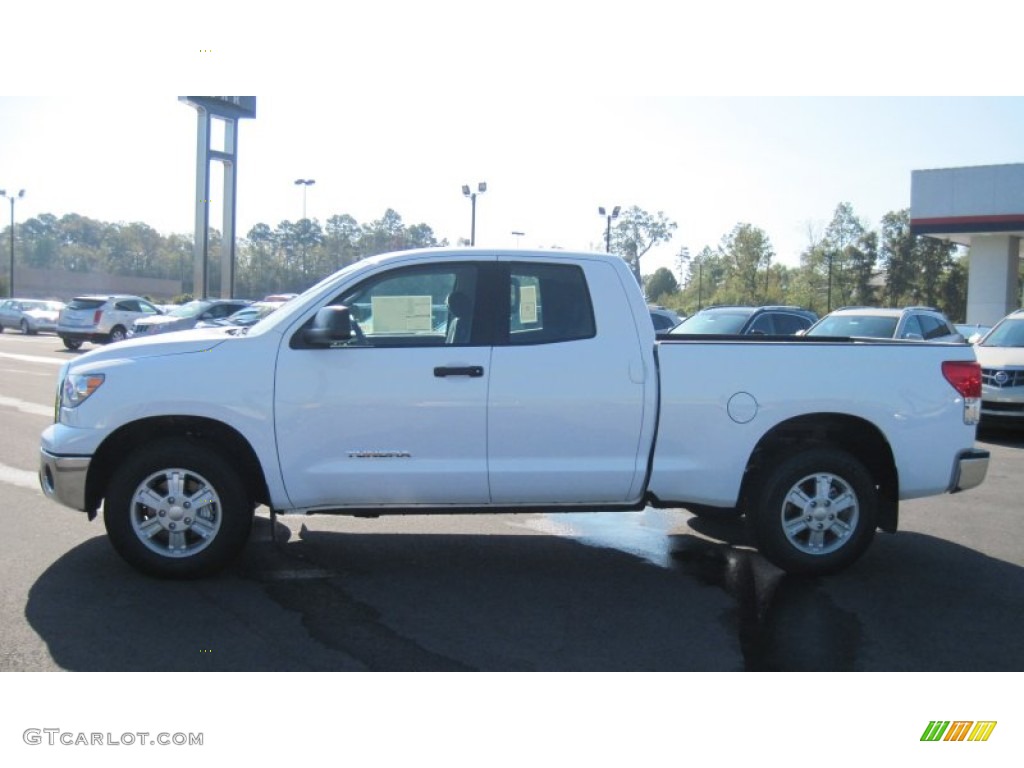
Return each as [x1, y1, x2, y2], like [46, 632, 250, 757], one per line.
[670, 535, 863, 671]
[239, 518, 473, 671]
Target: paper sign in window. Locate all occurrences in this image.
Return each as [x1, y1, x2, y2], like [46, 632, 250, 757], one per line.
[371, 295, 433, 332]
[519, 285, 538, 324]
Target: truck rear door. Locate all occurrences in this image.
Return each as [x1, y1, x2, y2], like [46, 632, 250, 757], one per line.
[487, 258, 654, 505]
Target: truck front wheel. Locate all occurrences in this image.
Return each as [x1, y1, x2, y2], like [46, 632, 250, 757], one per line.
[104, 439, 254, 578]
[748, 447, 877, 575]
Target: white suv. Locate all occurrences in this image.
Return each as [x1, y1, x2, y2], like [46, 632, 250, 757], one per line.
[974, 309, 1024, 427]
[57, 295, 164, 350]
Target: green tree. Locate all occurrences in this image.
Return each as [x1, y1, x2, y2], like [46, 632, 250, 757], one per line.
[719, 223, 774, 304]
[677, 246, 725, 313]
[20, 214, 60, 269]
[879, 209, 915, 307]
[324, 214, 361, 271]
[644, 267, 679, 302]
[823, 202, 867, 310]
[609, 206, 677, 284]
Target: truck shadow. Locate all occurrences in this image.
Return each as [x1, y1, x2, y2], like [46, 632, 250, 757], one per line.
[24, 515, 1024, 671]
[674, 513, 1024, 670]
[977, 426, 1024, 448]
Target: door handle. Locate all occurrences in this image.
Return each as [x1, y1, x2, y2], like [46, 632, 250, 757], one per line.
[434, 366, 484, 378]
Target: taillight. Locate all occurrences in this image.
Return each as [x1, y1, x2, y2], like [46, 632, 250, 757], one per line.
[942, 360, 982, 425]
[93, 309, 103, 324]
[942, 360, 981, 398]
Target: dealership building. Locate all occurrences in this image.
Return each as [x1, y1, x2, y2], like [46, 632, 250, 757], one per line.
[911, 163, 1024, 325]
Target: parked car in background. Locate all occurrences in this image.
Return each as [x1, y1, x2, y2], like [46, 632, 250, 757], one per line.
[670, 305, 817, 336]
[195, 300, 286, 329]
[0, 298, 64, 334]
[56, 295, 164, 350]
[974, 309, 1024, 427]
[955, 323, 992, 344]
[130, 298, 252, 338]
[649, 305, 683, 332]
[805, 306, 965, 343]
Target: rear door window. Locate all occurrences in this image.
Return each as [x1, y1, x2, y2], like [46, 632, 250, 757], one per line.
[918, 314, 950, 340]
[506, 263, 595, 345]
[774, 312, 812, 335]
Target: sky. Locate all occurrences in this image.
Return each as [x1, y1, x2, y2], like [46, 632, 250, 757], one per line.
[2, 3, 1023, 282]
[5, 96, 1022, 278]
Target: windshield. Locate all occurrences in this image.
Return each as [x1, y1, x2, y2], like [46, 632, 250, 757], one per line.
[980, 318, 1024, 347]
[807, 315, 898, 338]
[671, 310, 751, 334]
[68, 298, 105, 310]
[251, 257, 381, 336]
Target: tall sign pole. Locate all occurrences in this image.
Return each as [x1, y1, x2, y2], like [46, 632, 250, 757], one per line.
[180, 97, 255, 299]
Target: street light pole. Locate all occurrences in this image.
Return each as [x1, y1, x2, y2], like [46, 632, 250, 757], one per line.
[294, 179, 316, 278]
[294, 179, 315, 220]
[0, 189, 25, 298]
[598, 205, 620, 253]
[462, 182, 487, 245]
[511, 230, 524, 248]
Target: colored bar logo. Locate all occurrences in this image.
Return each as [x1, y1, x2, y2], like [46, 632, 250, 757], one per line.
[921, 721, 997, 742]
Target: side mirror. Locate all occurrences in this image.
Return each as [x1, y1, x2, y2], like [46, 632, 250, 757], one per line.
[304, 305, 353, 346]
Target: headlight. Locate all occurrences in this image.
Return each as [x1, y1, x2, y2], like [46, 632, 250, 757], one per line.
[61, 373, 105, 408]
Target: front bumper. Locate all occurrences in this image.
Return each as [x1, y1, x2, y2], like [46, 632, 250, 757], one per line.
[949, 448, 990, 493]
[39, 449, 91, 512]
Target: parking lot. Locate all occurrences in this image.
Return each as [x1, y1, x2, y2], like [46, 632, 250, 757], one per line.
[2, 330, 1023, 672]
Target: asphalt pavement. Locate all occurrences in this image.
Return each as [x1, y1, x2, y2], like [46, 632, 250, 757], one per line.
[2, 330, 1022, 672]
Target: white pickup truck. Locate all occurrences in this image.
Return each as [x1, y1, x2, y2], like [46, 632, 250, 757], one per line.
[40, 248, 990, 578]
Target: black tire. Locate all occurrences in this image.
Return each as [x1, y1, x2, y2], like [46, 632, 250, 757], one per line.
[107, 325, 127, 343]
[20, 319, 31, 335]
[747, 447, 877, 575]
[104, 438, 254, 578]
[62, 337, 83, 350]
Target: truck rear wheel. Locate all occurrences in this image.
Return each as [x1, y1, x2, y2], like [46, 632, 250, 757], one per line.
[104, 438, 254, 578]
[748, 447, 877, 575]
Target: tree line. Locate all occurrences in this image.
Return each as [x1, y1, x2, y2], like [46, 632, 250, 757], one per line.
[1, 201, 997, 321]
[1, 209, 445, 300]
[637, 202, 981, 322]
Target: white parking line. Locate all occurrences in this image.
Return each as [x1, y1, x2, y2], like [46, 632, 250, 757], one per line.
[0, 462, 41, 491]
[3, 368, 54, 377]
[0, 395, 52, 417]
[0, 351, 65, 366]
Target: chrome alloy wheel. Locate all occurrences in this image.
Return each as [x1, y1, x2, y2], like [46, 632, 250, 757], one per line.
[779, 471, 860, 556]
[129, 468, 223, 558]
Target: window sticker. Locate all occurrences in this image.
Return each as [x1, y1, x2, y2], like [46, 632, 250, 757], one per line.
[371, 295, 433, 332]
[519, 285, 538, 324]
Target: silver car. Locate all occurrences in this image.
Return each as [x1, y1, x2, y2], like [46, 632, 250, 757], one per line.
[0, 298, 64, 334]
[974, 309, 1024, 427]
[130, 298, 251, 337]
[56, 295, 164, 350]
[805, 306, 965, 343]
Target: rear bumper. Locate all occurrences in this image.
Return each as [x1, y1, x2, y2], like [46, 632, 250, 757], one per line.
[949, 448, 990, 493]
[39, 449, 91, 512]
[57, 330, 105, 343]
